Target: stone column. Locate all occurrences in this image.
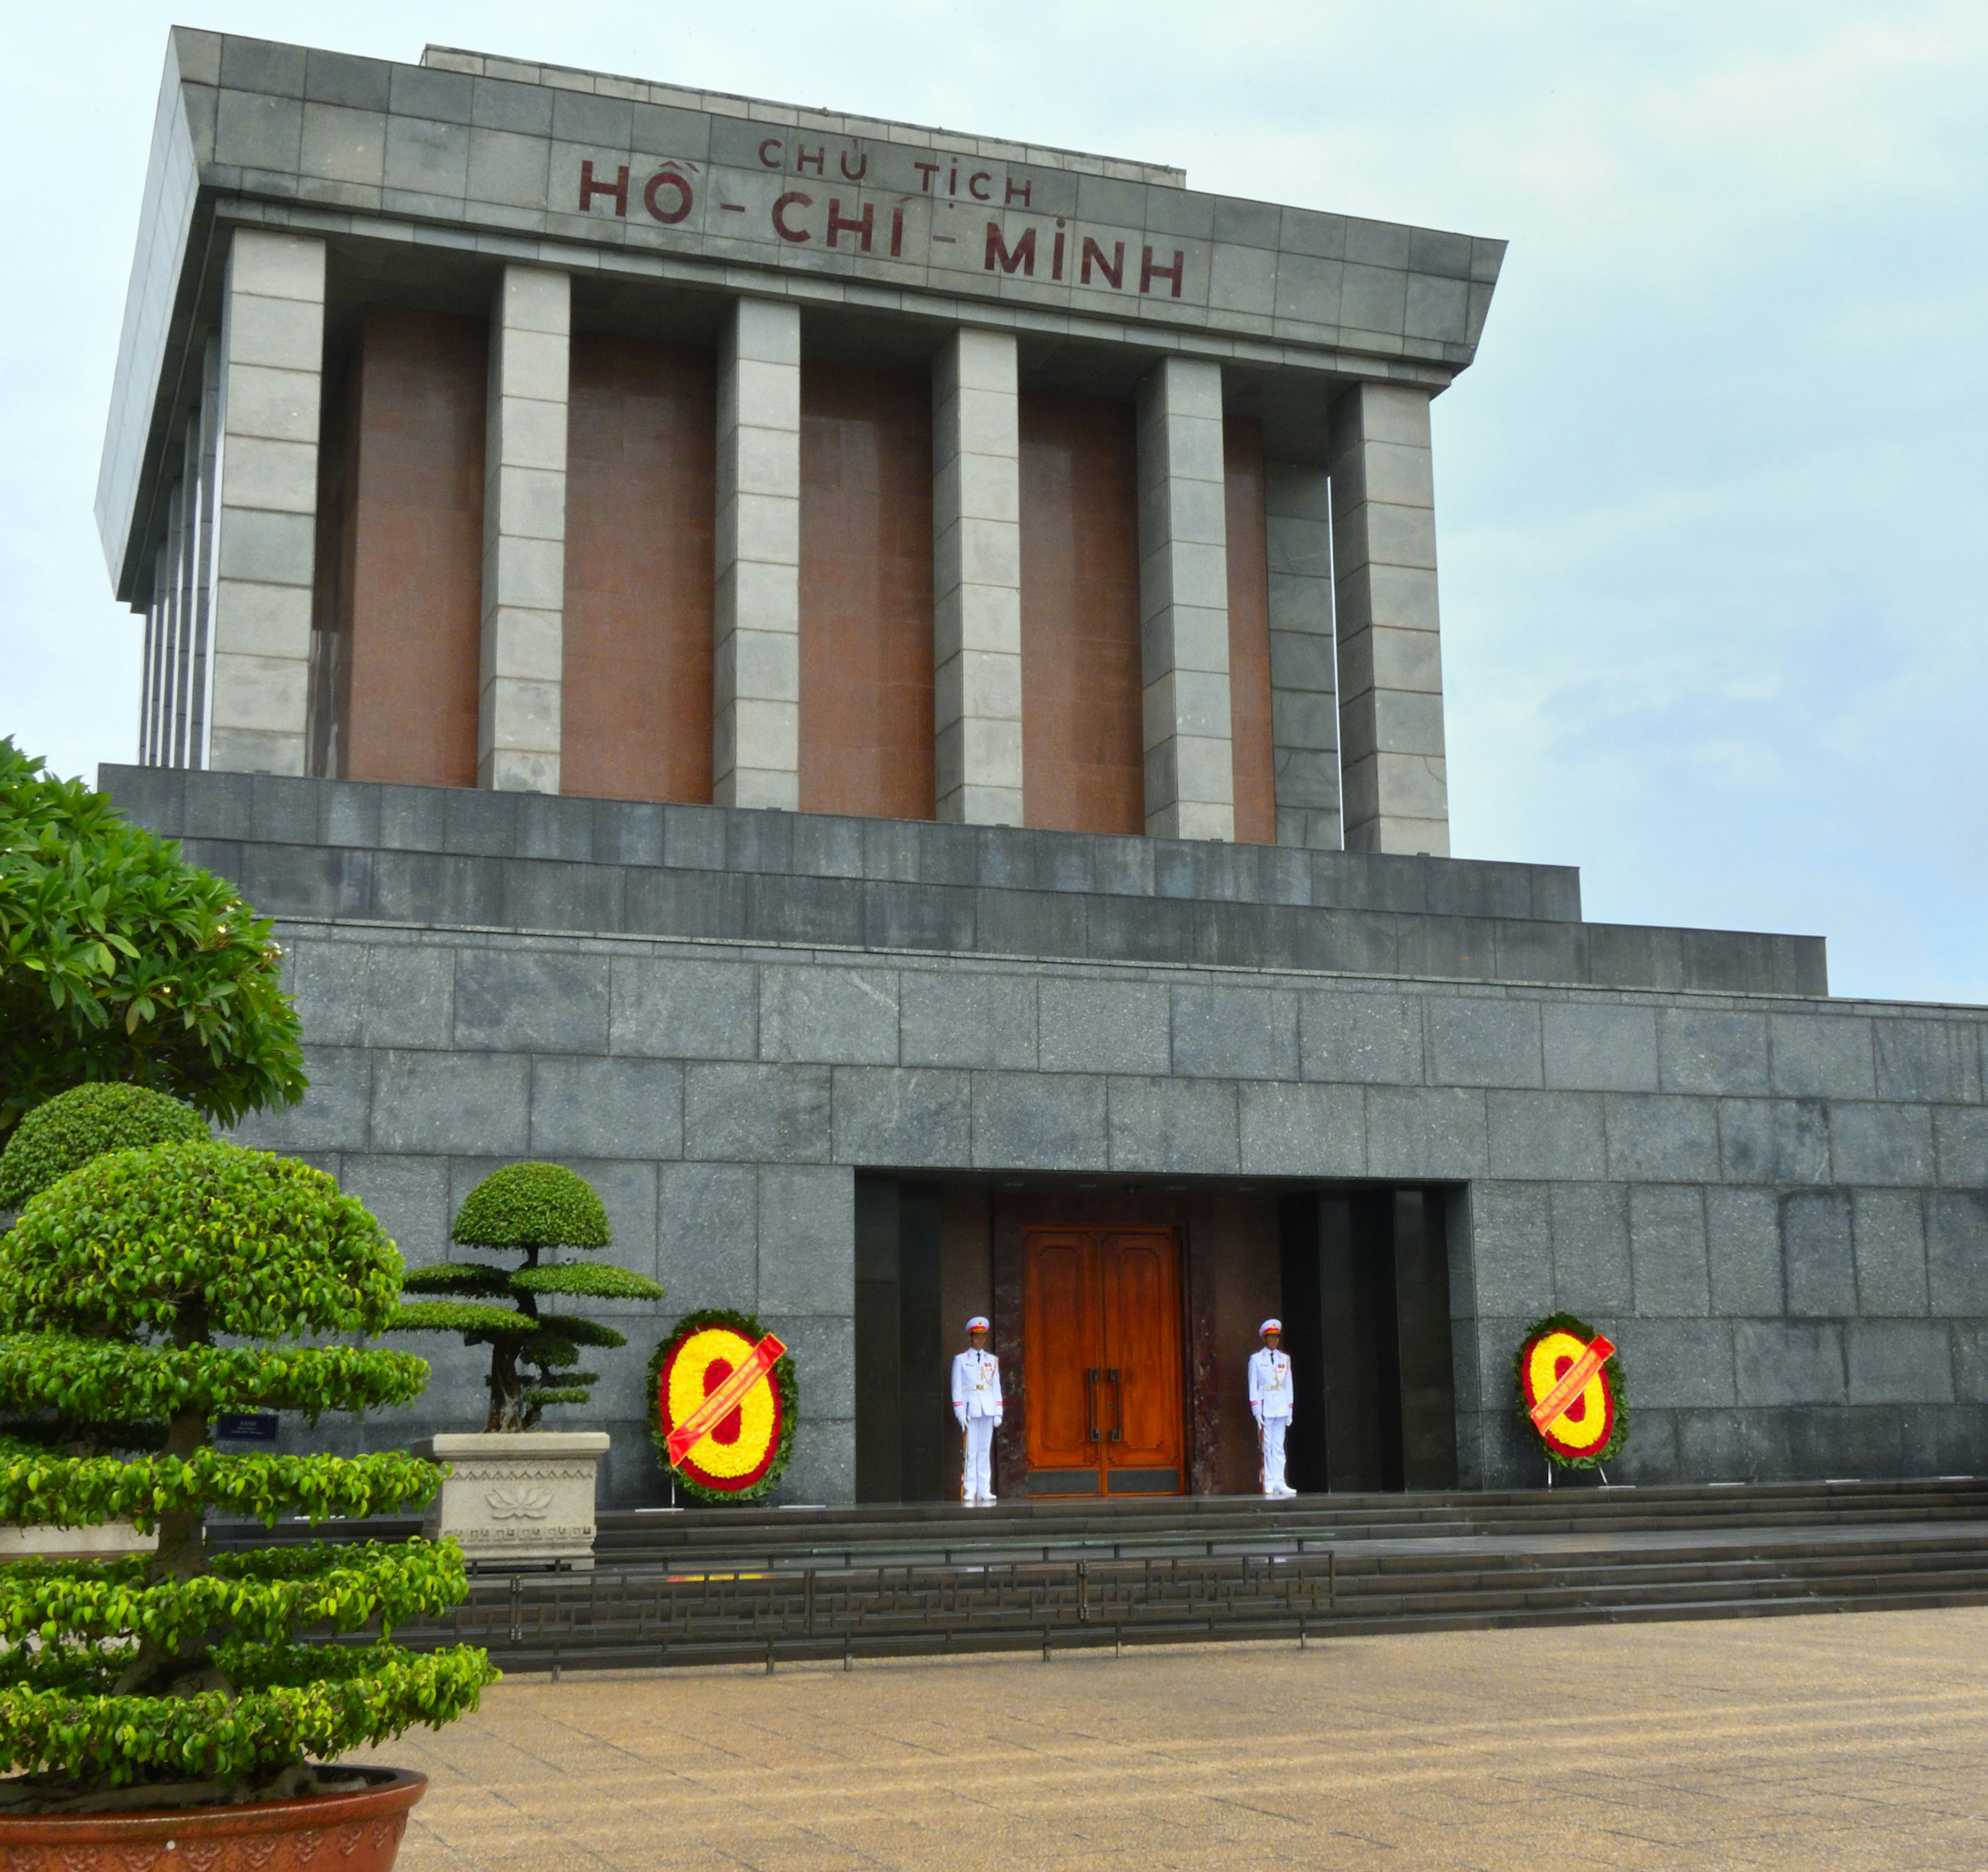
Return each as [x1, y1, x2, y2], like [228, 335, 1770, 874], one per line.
[170, 416, 204, 765]
[1329, 381, 1449, 855]
[207, 228, 325, 777]
[714, 298, 802, 810]
[167, 468, 192, 766]
[1135, 357, 1234, 841]
[931, 328, 1024, 825]
[163, 491, 187, 763]
[1265, 461, 1342, 849]
[140, 542, 167, 763]
[187, 336, 222, 768]
[479, 266, 570, 794]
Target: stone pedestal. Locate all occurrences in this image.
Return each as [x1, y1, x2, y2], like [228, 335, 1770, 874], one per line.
[412, 1431, 610, 1571]
[0, 1521, 157, 1561]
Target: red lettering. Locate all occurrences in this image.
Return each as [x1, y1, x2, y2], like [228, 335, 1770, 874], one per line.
[642, 169, 693, 225]
[840, 149, 869, 181]
[890, 207, 905, 257]
[827, 198, 874, 251]
[968, 171, 992, 201]
[757, 138, 783, 168]
[984, 222, 1037, 276]
[1141, 245, 1185, 297]
[947, 164, 958, 194]
[1005, 177, 1032, 207]
[1051, 226, 1065, 280]
[795, 144, 825, 175]
[1080, 237, 1124, 288]
[578, 159, 628, 216]
[772, 191, 813, 242]
[915, 161, 941, 192]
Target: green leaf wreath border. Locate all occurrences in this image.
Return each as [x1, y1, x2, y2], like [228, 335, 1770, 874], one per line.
[1513, 1311, 1629, 1471]
[645, 1308, 799, 1506]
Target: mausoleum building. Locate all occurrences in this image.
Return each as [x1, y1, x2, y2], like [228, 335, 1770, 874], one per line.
[97, 30, 1988, 1506]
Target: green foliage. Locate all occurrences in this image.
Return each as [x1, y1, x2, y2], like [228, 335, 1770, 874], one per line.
[645, 1308, 798, 1506]
[0, 1140, 493, 1798]
[1, 1143, 403, 1343]
[0, 1341, 429, 1423]
[0, 739, 306, 1143]
[514, 1264, 668, 1300]
[0, 1542, 465, 1650]
[0, 1083, 208, 1210]
[1513, 1311, 1630, 1472]
[0, 1643, 494, 1787]
[0, 1447, 440, 1531]
[389, 1300, 528, 1340]
[450, 1162, 610, 1251]
[391, 1164, 662, 1432]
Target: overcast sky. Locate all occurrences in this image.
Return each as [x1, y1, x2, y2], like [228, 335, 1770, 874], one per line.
[3, 3, 1982, 1005]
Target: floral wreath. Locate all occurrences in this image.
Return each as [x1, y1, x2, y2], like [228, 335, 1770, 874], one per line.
[1513, 1312, 1628, 1470]
[646, 1307, 799, 1504]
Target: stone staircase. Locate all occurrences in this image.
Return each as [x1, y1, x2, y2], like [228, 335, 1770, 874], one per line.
[340, 1477, 1988, 1671]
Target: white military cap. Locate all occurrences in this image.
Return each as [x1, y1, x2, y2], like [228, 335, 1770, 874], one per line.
[1260, 1318, 1283, 1335]
[966, 1315, 991, 1332]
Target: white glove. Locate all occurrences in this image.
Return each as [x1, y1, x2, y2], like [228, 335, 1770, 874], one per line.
[1252, 1408, 1264, 1430]
[955, 1409, 967, 1430]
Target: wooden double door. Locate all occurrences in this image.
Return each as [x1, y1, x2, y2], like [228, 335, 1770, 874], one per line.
[1022, 1226, 1184, 1496]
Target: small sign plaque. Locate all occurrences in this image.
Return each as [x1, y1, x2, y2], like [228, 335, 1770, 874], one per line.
[215, 1412, 280, 1442]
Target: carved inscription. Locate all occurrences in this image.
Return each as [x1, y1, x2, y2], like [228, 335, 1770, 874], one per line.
[571, 143, 1196, 308]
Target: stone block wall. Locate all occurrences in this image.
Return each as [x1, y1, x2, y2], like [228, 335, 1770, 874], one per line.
[1455, 1003, 1988, 1487]
[218, 913, 1986, 1505]
[107, 769, 1984, 1505]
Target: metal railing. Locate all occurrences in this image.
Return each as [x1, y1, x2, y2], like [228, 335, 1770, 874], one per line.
[385, 1550, 1340, 1674]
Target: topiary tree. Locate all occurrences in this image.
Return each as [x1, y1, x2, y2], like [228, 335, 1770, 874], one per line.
[0, 1084, 211, 1460]
[0, 738, 306, 1144]
[0, 1081, 209, 1212]
[0, 1140, 494, 1807]
[390, 1163, 665, 1433]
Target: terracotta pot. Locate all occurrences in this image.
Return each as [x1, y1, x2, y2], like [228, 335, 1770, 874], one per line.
[0, 1766, 426, 1872]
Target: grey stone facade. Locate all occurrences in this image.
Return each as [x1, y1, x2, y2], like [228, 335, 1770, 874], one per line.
[105, 32, 1502, 854]
[87, 37, 1987, 1505]
[105, 768, 1988, 1504]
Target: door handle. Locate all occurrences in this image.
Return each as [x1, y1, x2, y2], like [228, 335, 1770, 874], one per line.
[1107, 1368, 1123, 1443]
[1086, 1367, 1101, 1442]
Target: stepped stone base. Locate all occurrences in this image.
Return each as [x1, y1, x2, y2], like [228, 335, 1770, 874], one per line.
[414, 1431, 610, 1571]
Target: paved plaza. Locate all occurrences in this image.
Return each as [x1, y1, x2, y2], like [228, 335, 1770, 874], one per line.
[364, 1606, 1988, 1870]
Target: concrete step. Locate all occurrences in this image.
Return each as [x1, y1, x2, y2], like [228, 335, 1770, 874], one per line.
[376, 1508, 1988, 1675]
[580, 1481, 1988, 1571]
[230, 1474, 1988, 1561]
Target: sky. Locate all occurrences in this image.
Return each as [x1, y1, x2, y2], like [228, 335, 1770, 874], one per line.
[2, 3, 1983, 1006]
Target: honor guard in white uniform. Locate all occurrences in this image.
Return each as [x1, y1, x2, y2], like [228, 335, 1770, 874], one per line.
[1248, 1319, 1296, 1497]
[951, 1317, 1003, 1505]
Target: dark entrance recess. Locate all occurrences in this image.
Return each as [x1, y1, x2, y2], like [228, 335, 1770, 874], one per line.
[1278, 1189, 1460, 1492]
[853, 1178, 945, 1503]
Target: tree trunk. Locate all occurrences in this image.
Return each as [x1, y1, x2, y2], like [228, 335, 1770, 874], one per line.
[486, 1337, 524, 1432]
[485, 1252, 540, 1432]
[114, 1303, 230, 1699]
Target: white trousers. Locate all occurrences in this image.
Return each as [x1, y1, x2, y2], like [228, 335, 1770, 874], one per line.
[1259, 1413, 1289, 1494]
[962, 1415, 997, 1501]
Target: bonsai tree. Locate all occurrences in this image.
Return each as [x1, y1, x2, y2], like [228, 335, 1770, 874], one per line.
[391, 1163, 665, 1432]
[0, 738, 306, 1144]
[0, 1140, 494, 1807]
[0, 1081, 209, 1213]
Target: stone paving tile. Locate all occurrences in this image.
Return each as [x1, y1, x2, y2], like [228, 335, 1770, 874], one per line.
[359, 1607, 1988, 1871]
